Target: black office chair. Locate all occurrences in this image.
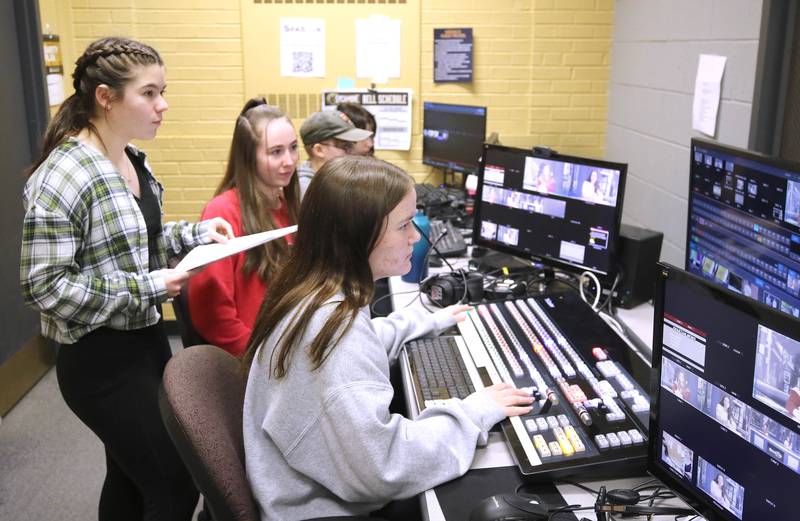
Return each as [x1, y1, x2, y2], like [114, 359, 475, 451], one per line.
[172, 282, 208, 348]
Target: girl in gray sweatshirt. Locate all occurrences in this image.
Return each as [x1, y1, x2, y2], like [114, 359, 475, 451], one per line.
[242, 156, 533, 520]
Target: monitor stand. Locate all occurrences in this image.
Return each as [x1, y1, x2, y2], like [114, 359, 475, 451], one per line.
[473, 250, 532, 275]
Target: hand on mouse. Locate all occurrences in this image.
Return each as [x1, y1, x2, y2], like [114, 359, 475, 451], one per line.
[482, 382, 534, 417]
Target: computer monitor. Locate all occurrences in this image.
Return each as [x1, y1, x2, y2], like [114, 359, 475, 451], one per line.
[422, 102, 487, 175]
[472, 144, 626, 277]
[650, 263, 800, 521]
[687, 138, 800, 318]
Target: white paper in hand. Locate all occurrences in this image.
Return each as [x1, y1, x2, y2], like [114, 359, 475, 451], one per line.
[175, 225, 298, 271]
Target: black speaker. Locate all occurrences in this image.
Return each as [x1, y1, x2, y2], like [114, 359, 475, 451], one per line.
[612, 224, 663, 309]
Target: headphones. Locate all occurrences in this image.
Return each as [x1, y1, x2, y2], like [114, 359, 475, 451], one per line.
[594, 486, 695, 520]
[421, 269, 484, 307]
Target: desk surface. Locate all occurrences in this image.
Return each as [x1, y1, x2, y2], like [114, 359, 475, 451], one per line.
[387, 264, 697, 520]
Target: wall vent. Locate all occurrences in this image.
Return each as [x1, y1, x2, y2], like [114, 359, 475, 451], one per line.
[266, 93, 321, 119]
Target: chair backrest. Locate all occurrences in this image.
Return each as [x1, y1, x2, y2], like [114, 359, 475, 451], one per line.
[172, 283, 208, 348]
[159, 344, 259, 521]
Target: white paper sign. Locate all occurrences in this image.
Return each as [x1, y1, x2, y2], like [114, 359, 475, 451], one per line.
[355, 15, 401, 82]
[280, 18, 325, 78]
[322, 89, 413, 151]
[46, 73, 64, 105]
[692, 54, 727, 137]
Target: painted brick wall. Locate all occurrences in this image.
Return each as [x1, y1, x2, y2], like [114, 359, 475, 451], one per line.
[44, 0, 244, 225]
[606, 0, 763, 265]
[40, 0, 615, 319]
[41, 0, 245, 319]
[421, 0, 614, 161]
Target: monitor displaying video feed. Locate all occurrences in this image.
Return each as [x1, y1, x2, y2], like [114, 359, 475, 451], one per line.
[687, 138, 800, 318]
[650, 263, 800, 521]
[422, 102, 487, 175]
[472, 144, 626, 276]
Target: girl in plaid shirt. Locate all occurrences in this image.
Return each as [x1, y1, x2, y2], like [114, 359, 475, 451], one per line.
[20, 37, 232, 521]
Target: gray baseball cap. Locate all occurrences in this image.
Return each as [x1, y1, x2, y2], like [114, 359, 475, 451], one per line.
[300, 110, 373, 146]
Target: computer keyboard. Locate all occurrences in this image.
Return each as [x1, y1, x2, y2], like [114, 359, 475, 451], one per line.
[429, 219, 468, 257]
[406, 336, 476, 409]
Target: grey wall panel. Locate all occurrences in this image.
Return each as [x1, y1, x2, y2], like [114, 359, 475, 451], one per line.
[607, 0, 763, 265]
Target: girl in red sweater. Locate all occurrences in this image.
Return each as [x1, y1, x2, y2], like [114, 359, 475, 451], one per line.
[189, 99, 300, 355]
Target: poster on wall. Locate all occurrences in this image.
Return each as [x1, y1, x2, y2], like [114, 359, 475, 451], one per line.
[355, 15, 401, 83]
[322, 89, 412, 151]
[433, 28, 473, 83]
[280, 17, 325, 78]
[43, 33, 64, 105]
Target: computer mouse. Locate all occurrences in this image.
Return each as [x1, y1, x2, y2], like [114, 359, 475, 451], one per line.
[469, 493, 549, 521]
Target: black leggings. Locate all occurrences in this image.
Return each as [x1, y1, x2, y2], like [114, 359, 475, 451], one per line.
[57, 322, 198, 521]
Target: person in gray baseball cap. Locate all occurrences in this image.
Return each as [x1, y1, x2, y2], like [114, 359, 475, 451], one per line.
[297, 110, 373, 198]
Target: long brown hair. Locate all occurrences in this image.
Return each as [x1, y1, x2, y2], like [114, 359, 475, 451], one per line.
[217, 97, 300, 281]
[243, 155, 414, 378]
[28, 37, 163, 176]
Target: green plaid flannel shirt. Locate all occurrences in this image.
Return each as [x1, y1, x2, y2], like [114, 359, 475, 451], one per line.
[20, 138, 213, 344]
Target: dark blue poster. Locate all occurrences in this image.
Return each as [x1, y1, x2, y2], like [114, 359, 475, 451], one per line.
[434, 28, 473, 83]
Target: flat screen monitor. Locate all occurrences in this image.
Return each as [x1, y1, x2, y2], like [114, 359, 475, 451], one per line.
[687, 138, 800, 318]
[472, 144, 626, 277]
[650, 263, 800, 521]
[422, 102, 487, 175]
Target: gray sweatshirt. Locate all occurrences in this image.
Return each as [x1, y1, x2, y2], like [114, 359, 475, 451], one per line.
[296, 160, 315, 200]
[243, 299, 505, 520]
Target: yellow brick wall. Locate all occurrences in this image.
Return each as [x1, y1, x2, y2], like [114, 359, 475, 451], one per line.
[421, 0, 612, 161]
[39, 0, 244, 319]
[37, 0, 614, 319]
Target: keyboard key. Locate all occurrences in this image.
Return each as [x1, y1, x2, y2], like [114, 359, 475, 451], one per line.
[628, 429, 645, 444]
[525, 419, 538, 432]
[536, 417, 549, 432]
[606, 432, 621, 447]
[548, 441, 563, 456]
[617, 430, 632, 446]
[594, 434, 610, 450]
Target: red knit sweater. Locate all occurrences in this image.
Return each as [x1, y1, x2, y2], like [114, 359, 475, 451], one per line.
[188, 189, 294, 356]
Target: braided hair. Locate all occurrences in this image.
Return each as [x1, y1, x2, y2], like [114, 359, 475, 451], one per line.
[28, 37, 163, 176]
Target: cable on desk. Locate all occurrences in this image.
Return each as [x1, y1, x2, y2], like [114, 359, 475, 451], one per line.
[369, 288, 420, 317]
[551, 479, 599, 495]
[546, 503, 594, 521]
[579, 270, 602, 310]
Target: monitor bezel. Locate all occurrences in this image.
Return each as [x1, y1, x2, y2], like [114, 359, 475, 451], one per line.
[649, 262, 800, 521]
[421, 101, 487, 175]
[471, 143, 628, 281]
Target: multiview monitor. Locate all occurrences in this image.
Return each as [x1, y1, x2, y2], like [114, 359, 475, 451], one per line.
[650, 263, 800, 520]
[472, 144, 626, 277]
[421, 102, 487, 175]
[687, 138, 800, 318]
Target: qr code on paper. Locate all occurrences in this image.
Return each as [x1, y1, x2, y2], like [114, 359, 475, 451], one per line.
[292, 52, 313, 73]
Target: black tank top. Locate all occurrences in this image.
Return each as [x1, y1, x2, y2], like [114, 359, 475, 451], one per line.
[127, 148, 162, 255]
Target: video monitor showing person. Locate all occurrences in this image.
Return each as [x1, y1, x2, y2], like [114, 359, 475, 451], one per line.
[422, 102, 487, 175]
[472, 144, 626, 277]
[650, 264, 800, 521]
[686, 138, 800, 319]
